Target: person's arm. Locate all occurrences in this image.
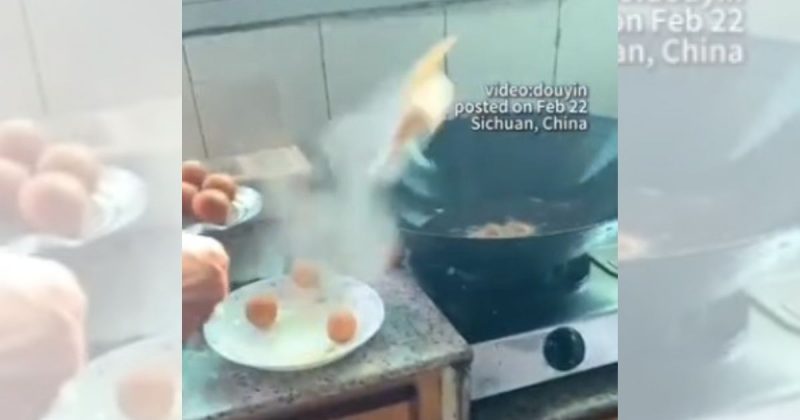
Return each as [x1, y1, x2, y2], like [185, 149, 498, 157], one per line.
[182, 233, 230, 343]
[0, 253, 87, 420]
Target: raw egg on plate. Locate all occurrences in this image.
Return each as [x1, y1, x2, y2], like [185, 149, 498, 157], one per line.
[327, 309, 358, 344]
[291, 259, 321, 289]
[245, 294, 279, 329]
[116, 366, 177, 420]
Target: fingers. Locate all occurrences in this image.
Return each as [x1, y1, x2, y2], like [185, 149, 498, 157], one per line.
[182, 234, 230, 343]
[0, 253, 87, 420]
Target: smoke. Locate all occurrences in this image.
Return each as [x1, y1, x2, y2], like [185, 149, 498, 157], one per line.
[279, 77, 408, 283]
[729, 65, 800, 160]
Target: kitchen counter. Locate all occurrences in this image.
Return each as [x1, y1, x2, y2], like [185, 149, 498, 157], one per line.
[472, 365, 618, 420]
[182, 270, 472, 419]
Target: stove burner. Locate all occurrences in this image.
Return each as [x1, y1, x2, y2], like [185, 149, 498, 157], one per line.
[407, 253, 592, 296]
[407, 253, 616, 343]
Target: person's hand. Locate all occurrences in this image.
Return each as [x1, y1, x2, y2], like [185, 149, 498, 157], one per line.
[182, 233, 229, 343]
[0, 252, 87, 420]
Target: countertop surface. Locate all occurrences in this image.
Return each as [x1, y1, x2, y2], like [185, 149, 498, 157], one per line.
[182, 270, 471, 420]
[472, 364, 618, 420]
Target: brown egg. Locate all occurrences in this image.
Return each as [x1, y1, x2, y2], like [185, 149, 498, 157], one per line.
[291, 259, 320, 289]
[182, 182, 198, 216]
[191, 189, 231, 225]
[245, 294, 279, 329]
[182, 160, 207, 188]
[327, 309, 358, 344]
[0, 119, 47, 167]
[0, 158, 30, 217]
[36, 143, 102, 192]
[202, 173, 237, 201]
[18, 173, 89, 238]
[116, 366, 177, 420]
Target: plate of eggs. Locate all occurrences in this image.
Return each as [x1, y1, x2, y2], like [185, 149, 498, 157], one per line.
[181, 160, 262, 234]
[203, 259, 385, 371]
[45, 336, 181, 420]
[0, 119, 146, 254]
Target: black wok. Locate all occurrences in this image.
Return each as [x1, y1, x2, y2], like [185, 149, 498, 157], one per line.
[392, 115, 618, 290]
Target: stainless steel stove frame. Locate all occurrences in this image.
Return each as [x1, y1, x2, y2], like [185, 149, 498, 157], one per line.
[470, 252, 618, 400]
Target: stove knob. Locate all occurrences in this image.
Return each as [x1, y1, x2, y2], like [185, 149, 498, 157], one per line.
[543, 327, 586, 371]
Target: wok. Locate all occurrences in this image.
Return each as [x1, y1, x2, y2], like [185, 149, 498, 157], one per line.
[619, 37, 800, 308]
[392, 115, 618, 290]
[621, 186, 800, 314]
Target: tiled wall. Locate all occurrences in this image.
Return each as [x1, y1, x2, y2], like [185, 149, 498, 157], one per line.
[6, 0, 797, 160]
[183, 0, 619, 160]
[0, 1, 44, 119]
[1, 0, 181, 119]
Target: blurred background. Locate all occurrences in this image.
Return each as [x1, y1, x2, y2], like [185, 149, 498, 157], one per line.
[1, 0, 181, 418]
[619, 0, 800, 419]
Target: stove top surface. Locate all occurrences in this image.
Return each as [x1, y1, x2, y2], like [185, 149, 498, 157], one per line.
[411, 244, 619, 344]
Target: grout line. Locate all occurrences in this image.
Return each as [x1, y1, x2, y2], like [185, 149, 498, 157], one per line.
[316, 20, 333, 121]
[18, 0, 49, 116]
[443, 5, 450, 76]
[182, 46, 211, 158]
[183, 0, 503, 39]
[552, 0, 564, 85]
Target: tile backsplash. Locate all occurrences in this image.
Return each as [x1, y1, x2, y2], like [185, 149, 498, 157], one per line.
[557, 0, 617, 118]
[0, 0, 44, 119]
[182, 0, 619, 160]
[446, 0, 560, 103]
[184, 23, 328, 157]
[2, 0, 181, 119]
[321, 9, 444, 119]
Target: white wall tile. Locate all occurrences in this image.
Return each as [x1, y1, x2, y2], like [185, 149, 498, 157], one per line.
[182, 55, 206, 160]
[748, 0, 800, 43]
[321, 9, 445, 118]
[23, 0, 182, 115]
[0, 0, 43, 119]
[557, 0, 618, 118]
[446, 0, 559, 104]
[183, 0, 432, 33]
[184, 24, 328, 157]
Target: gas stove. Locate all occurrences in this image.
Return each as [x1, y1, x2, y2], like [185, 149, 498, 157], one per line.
[409, 243, 618, 400]
[621, 270, 800, 420]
